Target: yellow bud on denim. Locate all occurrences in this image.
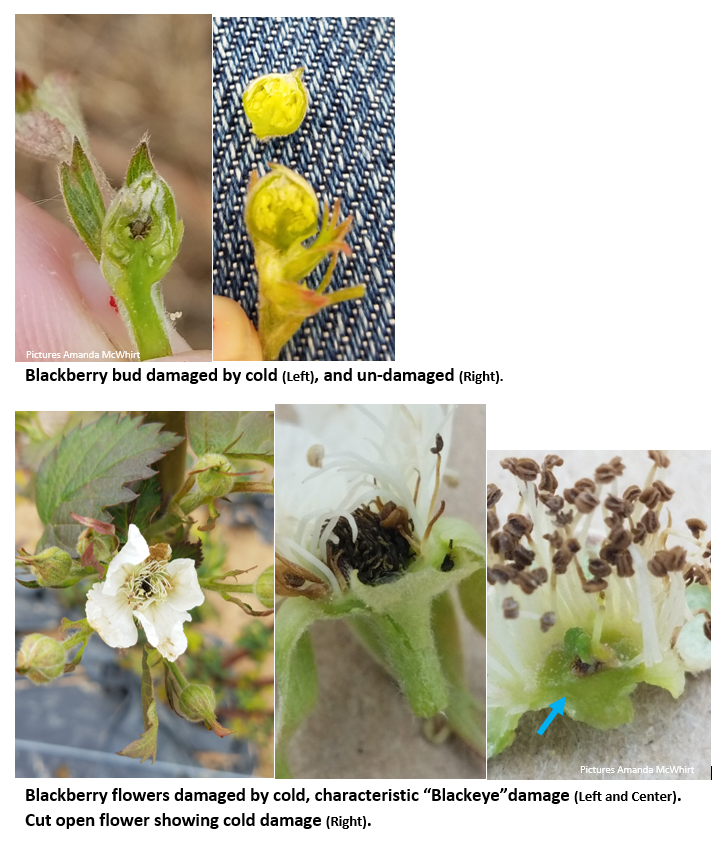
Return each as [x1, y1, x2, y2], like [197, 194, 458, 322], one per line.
[246, 165, 319, 252]
[242, 68, 308, 140]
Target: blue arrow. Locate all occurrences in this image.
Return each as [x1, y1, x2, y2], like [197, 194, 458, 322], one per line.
[536, 696, 566, 735]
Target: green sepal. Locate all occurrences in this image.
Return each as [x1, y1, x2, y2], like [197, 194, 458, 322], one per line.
[125, 140, 155, 185]
[60, 138, 106, 261]
[117, 646, 159, 763]
[275, 598, 324, 776]
[431, 591, 485, 756]
[458, 567, 486, 636]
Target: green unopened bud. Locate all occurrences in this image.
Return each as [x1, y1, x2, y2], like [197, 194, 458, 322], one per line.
[77, 529, 117, 564]
[18, 547, 73, 587]
[242, 68, 309, 140]
[179, 684, 234, 737]
[254, 566, 275, 608]
[97, 141, 183, 360]
[246, 165, 319, 252]
[16, 634, 65, 684]
[101, 169, 183, 289]
[194, 453, 235, 497]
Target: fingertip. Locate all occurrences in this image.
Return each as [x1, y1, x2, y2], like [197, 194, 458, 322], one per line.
[212, 295, 263, 361]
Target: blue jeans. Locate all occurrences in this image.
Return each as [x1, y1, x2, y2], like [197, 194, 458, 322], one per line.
[213, 17, 395, 360]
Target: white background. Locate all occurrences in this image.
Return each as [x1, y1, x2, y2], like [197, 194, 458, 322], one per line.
[11, 1, 718, 838]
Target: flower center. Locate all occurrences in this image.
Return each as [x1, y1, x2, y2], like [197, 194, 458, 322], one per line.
[123, 557, 172, 610]
[324, 500, 413, 587]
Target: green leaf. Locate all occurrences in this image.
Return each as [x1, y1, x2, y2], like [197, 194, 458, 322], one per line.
[118, 647, 158, 763]
[60, 138, 106, 261]
[106, 476, 162, 545]
[36, 414, 182, 556]
[125, 140, 155, 185]
[187, 411, 274, 461]
[169, 540, 203, 568]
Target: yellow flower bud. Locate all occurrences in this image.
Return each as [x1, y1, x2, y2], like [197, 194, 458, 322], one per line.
[242, 68, 309, 140]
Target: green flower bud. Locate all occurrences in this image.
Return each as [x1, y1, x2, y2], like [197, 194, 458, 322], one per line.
[18, 546, 74, 587]
[16, 634, 65, 684]
[77, 529, 117, 564]
[254, 566, 275, 609]
[242, 68, 309, 140]
[179, 683, 216, 723]
[246, 165, 319, 252]
[101, 170, 183, 290]
[194, 453, 235, 497]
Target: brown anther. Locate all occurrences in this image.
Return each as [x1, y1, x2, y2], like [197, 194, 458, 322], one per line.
[544, 531, 563, 549]
[588, 558, 612, 578]
[512, 571, 538, 595]
[652, 479, 675, 502]
[284, 572, 306, 588]
[632, 522, 647, 544]
[512, 545, 535, 568]
[622, 485, 641, 502]
[430, 433, 444, 455]
[494, 530, 518, 558]
[664, 546, 687, 572]
[487, 511, 500, 533]
[647, 555, 669, 578]
[604, 513, 623, 529]
[542, 494, 564, 513]
[516, 458, 540, 482]
[604, 495, 634, 517]
[703, 541, 711, 559]
[555, 509, 574, 527]
[502, 597, 519, 619]
[648, 450, 670, 468]
[609, 525, 632, 550]
[609, 456, 625, 475]
[487, 484, 503, 509]
[641, 509, 660, 534]
[529, 568, 548, 585]
[582, 578, 608, 593]
[540, 611, 556, 632]
[616, 550, 634, 577]
[574, 478, 597, 494]
[563, 487, 578, 506]
[499, 457, 518, 474]
[595, 463, 618, 484]
[552, 548, 572, 574]
[487, 565, 511, 585]
[543, 455, 564, 469]
[575, 491, 600, 514]
[639, 486, 661, 509]
[275, 553, 330, 600]
[704, 620, 711, 641]
[379, 503, 410, 530]
[566, 537, 581, 554]
[686, 518, 708, 539]
[505, 513, 533, 539]
[538, 469, 558, 494]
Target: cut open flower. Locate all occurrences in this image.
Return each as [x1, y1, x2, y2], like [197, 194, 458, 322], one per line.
[487, 451, 711, 758]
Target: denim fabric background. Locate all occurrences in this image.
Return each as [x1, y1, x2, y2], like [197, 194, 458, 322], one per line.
[213, 17, 395, 361]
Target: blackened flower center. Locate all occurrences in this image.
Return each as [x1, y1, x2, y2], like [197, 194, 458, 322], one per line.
[326, 502, 413, 586]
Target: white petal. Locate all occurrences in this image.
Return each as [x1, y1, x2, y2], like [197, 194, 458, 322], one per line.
[86, 583, 138, 648]
[164, 559, 205, 611]
[104, 561, 137, 596]
[134, 602, 191, 661]
[104, 524, 149, 593]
